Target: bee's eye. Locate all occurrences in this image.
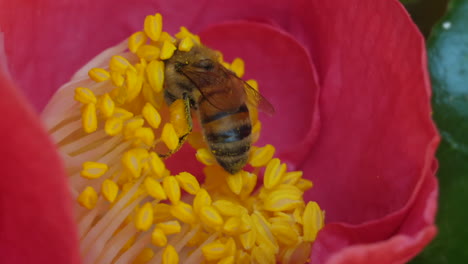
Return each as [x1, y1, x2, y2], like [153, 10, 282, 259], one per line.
[175, 62, 187, 72]
[193, 59, 215, 71]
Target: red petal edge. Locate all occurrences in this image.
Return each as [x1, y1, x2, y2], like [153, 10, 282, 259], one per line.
[0, 70, 80, 264]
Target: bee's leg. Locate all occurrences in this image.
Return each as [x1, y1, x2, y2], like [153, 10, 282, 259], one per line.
[158, 93, 193, 158]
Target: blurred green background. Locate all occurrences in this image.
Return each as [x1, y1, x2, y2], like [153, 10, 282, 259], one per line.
[402, 0, 468, 263]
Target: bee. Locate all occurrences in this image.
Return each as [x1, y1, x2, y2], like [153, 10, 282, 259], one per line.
[163, 44, 274, 174]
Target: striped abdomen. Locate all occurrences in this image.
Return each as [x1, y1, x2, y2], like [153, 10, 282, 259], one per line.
[199, 102, 252, 174]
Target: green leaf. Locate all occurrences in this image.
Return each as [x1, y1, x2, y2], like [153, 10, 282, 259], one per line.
[412, 0, 468, 263]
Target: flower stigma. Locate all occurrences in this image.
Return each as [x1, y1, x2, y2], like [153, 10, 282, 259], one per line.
[42, 13, 325, 264]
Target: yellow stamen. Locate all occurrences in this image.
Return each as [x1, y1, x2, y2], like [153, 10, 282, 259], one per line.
[170, 202, 196, 224]
[81, 103, 98, 133]
[226, 171, 243, 195]
[199, 205, 224, 230]
[144, 177, 167, 200]
[303, 201, 324, 242]
[151, 228, 168, 247]
[74, 87, 97, 104]
[264, 158, 287, 189]
[202, 241, 227, 261]
[148, 152, 165, 178]
[144, 13, 163, 42]
[136, 45, 161, 61]
[128, 31, 147, 53]
[162, 245, 179, 264]
[161, 123, 179, 150]
[156, 220, 181, 235]
[77, 186, 98, 209]
[178, 37, 194, 52]
[135, 202, 154, 231]
[175, 172, 200, 195]
[101, 179, 119, 203]
[88, 68, 110, 82]
[249, 144, 275, 167]
[231, 58, 245, 78]
[109, 55, 132, 74]
[146, 60, 165, 93]
[163, 176, 181, 204]
[160, 40, 177, 60]
[104, 117, 123, 136]
[81, 161, 108, 179]
[195, 148, 216, 166]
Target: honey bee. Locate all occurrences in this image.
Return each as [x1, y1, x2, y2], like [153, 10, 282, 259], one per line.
[163, 44, 274, 174]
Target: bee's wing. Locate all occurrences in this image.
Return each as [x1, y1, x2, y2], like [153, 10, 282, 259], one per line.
[181, 66, 247, 113]
[242, 79, 275, 116]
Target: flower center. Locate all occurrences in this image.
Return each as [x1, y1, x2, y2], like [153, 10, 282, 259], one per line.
[43, 13, 324, 264]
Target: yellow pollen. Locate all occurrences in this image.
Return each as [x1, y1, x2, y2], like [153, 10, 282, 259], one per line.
[111, 71, 125, 87]
[264, 158, 287, 189]
[104, 117, 123, 136]
[175, 172, 200, 195]
[88, 67, 110, 82]
[136, 45, 161, 61]
[193, 188, 212, 214]
[170, 202, 196, 224]
[45, 12, 325, 264]
[98, 93, 115, 118]
[81, 103, 98, 133]
[128, 31, 147, 53]
[74, 87, 97, 104]
[195, 148, 216, 166]
[112, 107, 134, 120]
[148, 152, 165, 178]
[144, 177, 167, 200]
[80, 161, 108, 179]
[199, 205, 224, 229]
[202, 241, 227, 261]
[163, 176, 181, 204]
[156, 220, 182, 235]
[160, 40, 177, 60]
[151, 228, 168, 247]
[297, 178, 314, 191]
[144, 13, 163, 42]
[101, 179, 119, 203]
[212, 200, 245, 216]
[226, 172, 243, 195]
[231, 58, 245, 78]
[178, 37, 194, 52]
[109, 55, 132, 74]
[77, 186, 98, 209]
[146, 60, 165, 93]
[161, 123, 179, 150]
[219, 255, 235, 264]
[303, 201, 324, 242]
[249, 144, 275, 167]
[162, 245, 179, 264]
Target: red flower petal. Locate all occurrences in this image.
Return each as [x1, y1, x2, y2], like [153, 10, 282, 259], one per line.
[0, 70, 80, 263]
[312, 161, 438, 263]
[0, 0, 440, 263]
[293, 0, 440, 262]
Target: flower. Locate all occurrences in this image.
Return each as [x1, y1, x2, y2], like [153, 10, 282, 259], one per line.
[0, 0, 439, 263]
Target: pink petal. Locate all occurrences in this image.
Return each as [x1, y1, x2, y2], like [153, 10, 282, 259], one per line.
[0, 70, 80, 263]
[312, 161, 438, 263]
